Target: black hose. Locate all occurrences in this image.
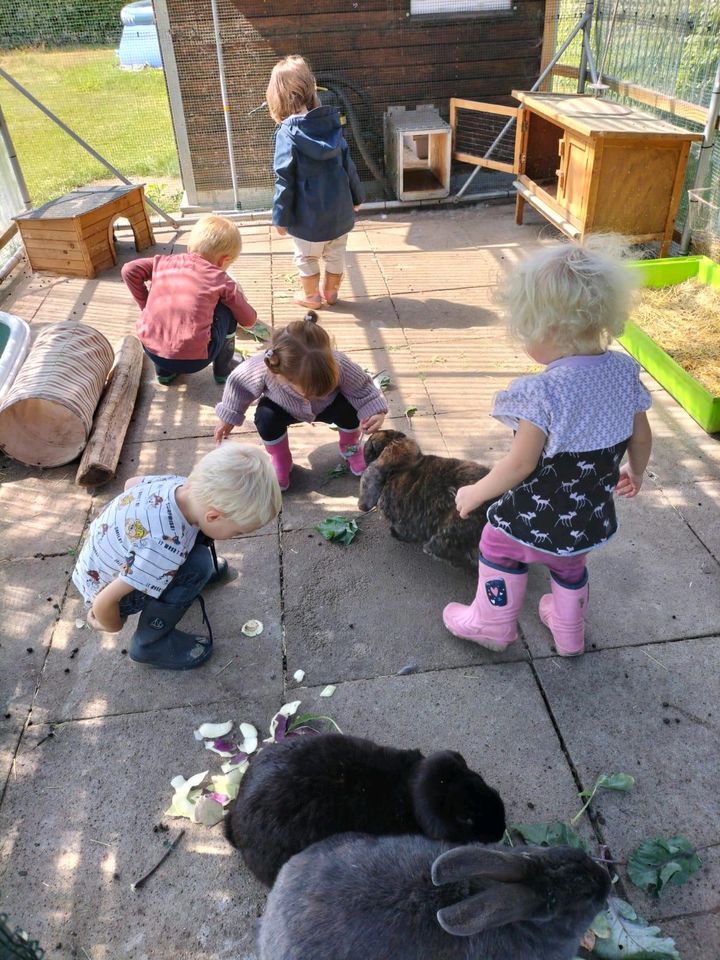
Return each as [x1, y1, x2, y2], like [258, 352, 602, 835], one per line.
[315, 74, 391, 198]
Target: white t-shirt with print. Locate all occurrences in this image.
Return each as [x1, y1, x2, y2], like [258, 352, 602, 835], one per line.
[72, 475, 198, 603]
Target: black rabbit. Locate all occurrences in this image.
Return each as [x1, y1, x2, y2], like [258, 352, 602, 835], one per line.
[257, 835, 610, 960]
[358, 430, 493, 567]
[224, 732, 506, 886]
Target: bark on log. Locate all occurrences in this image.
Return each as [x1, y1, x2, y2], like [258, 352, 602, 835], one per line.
[75, 334, 144, 487]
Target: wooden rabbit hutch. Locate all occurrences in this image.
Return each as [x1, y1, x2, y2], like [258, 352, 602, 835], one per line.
[14, 184, 154, 278]
[450, 92, 702, 255]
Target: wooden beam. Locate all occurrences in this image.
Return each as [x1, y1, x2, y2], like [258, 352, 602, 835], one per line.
[551, 64, 713, 128]
[539, 0, 561, 93]
[0, 222, 18, 250]
[75, 335, 144, 487]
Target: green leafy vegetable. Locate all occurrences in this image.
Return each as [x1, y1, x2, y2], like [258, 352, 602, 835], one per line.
[405, 406, 417, 418]
[328, 462, 350, 478]
[507, 821, 586, 850]
[315, 516, 359, 545]
[572, 772, 635, 825]
[287, 712, 342, 734]
[590, 897, 680, 959]
[627, 835, 702, 897]
[373, 372, 391, 391]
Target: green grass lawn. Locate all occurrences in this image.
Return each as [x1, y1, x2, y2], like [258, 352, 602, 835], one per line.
[0, 47, 180, 208]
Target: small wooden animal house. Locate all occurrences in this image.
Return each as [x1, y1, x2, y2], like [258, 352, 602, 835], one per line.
[14, 185, 154, 278]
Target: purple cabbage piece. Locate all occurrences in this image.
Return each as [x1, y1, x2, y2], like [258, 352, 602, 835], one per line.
[212, 739, 238, 753]
[228, 751, 248, 765]
[286, 725, 318, 738]
[273, 714, 288, 741]
[207, 791, 230, 805]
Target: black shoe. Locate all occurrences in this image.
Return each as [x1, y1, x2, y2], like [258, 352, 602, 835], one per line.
[213, 334, 236, 384]
[194, 533, 230, 585]
[129, 597, 213, 670]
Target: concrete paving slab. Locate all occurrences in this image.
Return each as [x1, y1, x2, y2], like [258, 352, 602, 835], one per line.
[0, 703, 272, 960]
[435, 412, 512, 462]
[521, 484, 720, 656]
[661, 913, 720, 959]
[289, 665, 585, 828]
[411, 332, 535, 415]
[660, 481, 720, 561]
[646, 389, 720, 485]
[278, 416, 448, 532]
[34, 533, 283, 722]
[340, 345, 434, 418]
[124, 355, 260, 444]
[0, 555, 70, 787]
[0, 463, 90, 561]
[535, 638, 720, 923]
[282, 510, 526, 686]
[392, 286, 502, 336]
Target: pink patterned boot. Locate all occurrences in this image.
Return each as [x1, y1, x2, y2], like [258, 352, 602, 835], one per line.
[264, 433, 293, 491]
[443, 557, 528, 651]
[338, 428, 366, 476]
[538, 571, 589, 657]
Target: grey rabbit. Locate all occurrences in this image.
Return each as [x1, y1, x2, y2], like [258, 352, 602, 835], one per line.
[358, 430, 494, 567]
[257, 834, 610, 960]
[225, 733, 506, 886]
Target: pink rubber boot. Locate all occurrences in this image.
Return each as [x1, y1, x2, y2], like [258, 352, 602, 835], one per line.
[443, 557, 528, 651]
[264, 433, 293, 491]
[338, 428, 366, 476]
[538, 571, 589, 657]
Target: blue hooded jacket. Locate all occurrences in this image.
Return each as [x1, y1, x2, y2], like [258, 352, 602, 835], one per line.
[272, 105, 364, 243]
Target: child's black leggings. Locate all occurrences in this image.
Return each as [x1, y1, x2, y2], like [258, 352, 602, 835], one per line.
[254, 395, 359, 442]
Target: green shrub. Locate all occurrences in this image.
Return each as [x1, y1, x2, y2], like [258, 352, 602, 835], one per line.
[0, 0, 122, 49]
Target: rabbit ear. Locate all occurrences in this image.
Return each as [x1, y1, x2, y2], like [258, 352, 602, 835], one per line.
[436, 884, 543, 937]
[432, 847, 530, 886]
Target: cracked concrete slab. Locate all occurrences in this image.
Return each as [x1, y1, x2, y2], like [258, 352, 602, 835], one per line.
[0, 703, 271, 960]
[282, 509, 526, 686]
[520, 484, 720, 656]
[534, 638, 720, 922]
[32, 533, 283, 722]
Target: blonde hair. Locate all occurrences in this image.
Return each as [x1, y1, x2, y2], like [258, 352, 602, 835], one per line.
[264, 312, 339, 398]
[188, 443, 281, 531]
[503, 236, 637, 353]
[266, 56, 320, 123]
[187, 214, 242, 264]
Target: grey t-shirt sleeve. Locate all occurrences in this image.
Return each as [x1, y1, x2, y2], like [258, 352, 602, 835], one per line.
[491, 375, 551, 435]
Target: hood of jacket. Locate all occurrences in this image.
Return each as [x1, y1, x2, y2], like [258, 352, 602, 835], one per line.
[280, 106, 344, 161]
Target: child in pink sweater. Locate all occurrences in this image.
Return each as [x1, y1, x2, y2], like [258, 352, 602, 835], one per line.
[122, 214, 257, 385]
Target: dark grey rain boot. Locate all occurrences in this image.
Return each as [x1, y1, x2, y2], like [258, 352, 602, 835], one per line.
[129, 597, 213, 670]
[213, 333, 236, 384]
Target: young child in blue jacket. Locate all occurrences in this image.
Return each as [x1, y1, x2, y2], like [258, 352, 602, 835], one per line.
[266, 56, 364, 310]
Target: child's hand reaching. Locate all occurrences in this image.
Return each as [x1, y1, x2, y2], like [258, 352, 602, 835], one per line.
[616, 466, 644, 498]
[360, 413, 385, 434]
[456, 484, 484, 519]
[214, 421, 235, 445]
[274, 226, 288, 237]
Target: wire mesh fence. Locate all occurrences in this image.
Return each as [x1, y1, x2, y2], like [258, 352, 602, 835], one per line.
[0, 0, 179, 215]
[0, 0, 717, 259]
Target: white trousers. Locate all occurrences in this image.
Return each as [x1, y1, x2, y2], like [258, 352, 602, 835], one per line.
[291, 233, 349, 277]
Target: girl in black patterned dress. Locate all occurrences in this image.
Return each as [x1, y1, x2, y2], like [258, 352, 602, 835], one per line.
[443, 241, 653, 656]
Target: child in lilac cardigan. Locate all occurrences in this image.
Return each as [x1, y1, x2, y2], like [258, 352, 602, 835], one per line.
[214, 312, 387, 491]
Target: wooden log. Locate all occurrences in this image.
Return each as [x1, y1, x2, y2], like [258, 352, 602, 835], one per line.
[75, 334, 144, 487]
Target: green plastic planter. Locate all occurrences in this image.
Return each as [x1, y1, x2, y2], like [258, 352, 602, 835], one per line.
[621, 256, 720, 434]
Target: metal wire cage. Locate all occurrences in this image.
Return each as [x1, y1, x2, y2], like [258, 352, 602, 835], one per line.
[0, 914, 45, 960]
[687, 187, 720, 260]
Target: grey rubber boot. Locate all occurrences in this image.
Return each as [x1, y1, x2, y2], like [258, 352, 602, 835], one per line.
[129, 597, 213, 670]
